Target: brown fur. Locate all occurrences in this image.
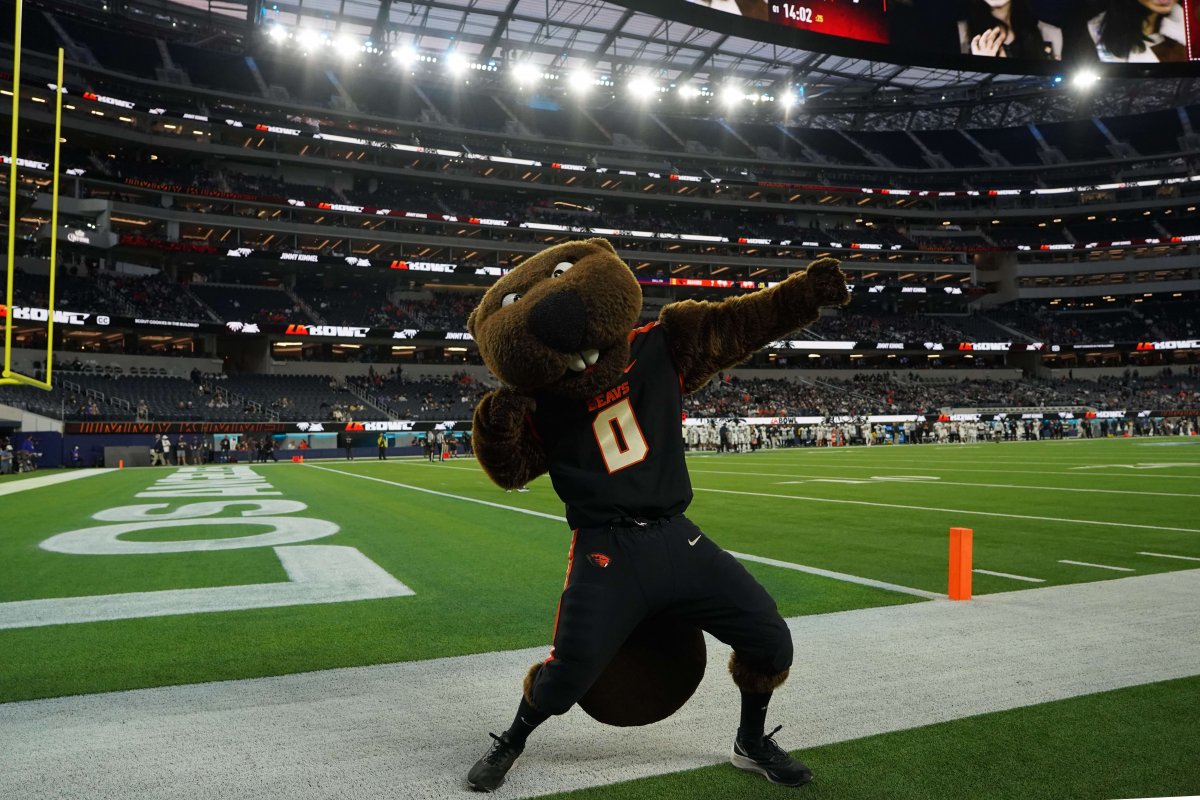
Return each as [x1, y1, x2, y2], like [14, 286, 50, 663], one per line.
[523, 662, 544, 708]
[728, 652, 791, 694]
[469, 240, 848, 490]
[660, 257, 850, 394]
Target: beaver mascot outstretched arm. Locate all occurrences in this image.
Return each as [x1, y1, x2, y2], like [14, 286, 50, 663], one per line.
[659, 257, 849, 393]
[466, 238, 849, 793]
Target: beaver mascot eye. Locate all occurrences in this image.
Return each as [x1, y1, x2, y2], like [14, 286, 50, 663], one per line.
[500, 292, 521, 307]
[551, 261, 573, 278]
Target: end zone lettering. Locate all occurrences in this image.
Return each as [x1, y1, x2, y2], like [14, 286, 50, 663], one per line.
[284, 324, 369, 338]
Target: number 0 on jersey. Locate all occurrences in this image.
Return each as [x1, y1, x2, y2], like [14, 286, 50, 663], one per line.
[591, 398, 650, 473]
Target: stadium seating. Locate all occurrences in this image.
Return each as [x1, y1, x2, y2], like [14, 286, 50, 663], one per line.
[188, 284, 310, 325]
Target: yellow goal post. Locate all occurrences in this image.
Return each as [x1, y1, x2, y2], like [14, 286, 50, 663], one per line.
[2, 0, 65, 390]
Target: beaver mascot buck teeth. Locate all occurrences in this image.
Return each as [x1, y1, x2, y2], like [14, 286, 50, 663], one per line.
[466, 237, 850, 792]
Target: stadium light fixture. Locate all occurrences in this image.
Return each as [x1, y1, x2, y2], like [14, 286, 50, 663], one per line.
[568, 68, 594, 94]
[1072, 69, 1100, 89]
[445, 50, 469, 76]
[779, 84, 805, 108]
[512, 61, 540, 86]
[392, 44, 418, 66]
[267, 25, 287, 43]
[334, 35, 358, 58]
[296, 28, 322, 52]
[678, 83, 699, 100]
[627, 76, 658, 100]
[720, 84, 743, 107]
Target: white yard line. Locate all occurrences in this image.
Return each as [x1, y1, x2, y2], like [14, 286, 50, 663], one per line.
[689, 468, 1200, 498]
[1138, 551, 1200, 563]
[692, 487, 1200, 534]
[0, 469, 115, 497]
[691, 460, 1199, 478]
[1, 569, 1197, 800]
[304, 463, 564, 522]
[728, 551, 942, 600]
[973, 568, 1045, 583]
[308, 464, 936, 599]
[1058, 560, 1136, 573]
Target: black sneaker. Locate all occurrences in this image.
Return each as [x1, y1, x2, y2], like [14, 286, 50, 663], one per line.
[731, 725, 813, 787]
[467, 732, 524, 792]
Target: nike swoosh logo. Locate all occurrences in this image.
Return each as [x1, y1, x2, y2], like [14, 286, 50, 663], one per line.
[623, 359, 637, 374]
[688, 535, 702, 546]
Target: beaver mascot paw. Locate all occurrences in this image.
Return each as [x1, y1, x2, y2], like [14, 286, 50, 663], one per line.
[469, 237, 848, 728]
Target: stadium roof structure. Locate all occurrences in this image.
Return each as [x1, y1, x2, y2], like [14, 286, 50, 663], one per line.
[74, 0, 1200, 126]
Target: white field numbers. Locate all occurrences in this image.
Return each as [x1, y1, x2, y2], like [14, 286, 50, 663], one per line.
[592, 398, 649, 473]
[0, 466, 414, 630]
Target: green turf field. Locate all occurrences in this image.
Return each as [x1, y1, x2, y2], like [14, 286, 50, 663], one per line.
[1, 438, 1198, 798]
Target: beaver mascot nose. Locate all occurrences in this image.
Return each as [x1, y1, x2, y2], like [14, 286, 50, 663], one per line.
[527, 288, 588, 353]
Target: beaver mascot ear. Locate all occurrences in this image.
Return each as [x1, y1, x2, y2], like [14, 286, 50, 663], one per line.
[470, 238, 849, 727]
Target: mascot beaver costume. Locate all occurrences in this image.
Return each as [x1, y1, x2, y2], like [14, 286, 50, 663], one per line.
[465, 238, 849, 791]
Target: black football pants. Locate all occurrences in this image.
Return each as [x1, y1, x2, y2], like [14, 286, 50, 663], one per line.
[527, 514, 793, 716]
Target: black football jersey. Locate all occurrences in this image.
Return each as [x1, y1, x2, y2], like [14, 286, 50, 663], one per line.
[531, 322, 692, 529]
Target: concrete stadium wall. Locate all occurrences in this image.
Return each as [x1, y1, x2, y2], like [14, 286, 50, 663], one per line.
[0, 403, 64, 433]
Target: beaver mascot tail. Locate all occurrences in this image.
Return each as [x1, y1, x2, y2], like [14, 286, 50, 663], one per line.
[465, 238, 849, 792]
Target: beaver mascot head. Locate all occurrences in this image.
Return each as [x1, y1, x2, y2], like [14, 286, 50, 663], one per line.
[468, 238, 643, 401]
[469, 237, 849, 728]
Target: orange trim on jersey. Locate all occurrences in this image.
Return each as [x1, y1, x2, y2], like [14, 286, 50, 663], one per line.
[627, 320, 659, 342]
[544, 530, 579, 664]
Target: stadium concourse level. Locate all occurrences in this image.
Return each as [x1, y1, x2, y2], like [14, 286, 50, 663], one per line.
[10, 0, 1199, 178]
[1, 358, 1198, 425]
[69, 149, 1200, 260]
[684, 371, 1200, 419]
[4, 3, 1200, 287]
[6, 268, 1198, 347]
[0, 364, 491, 424]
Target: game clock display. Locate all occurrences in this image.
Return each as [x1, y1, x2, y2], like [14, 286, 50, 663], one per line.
[771, 1, 889, 44]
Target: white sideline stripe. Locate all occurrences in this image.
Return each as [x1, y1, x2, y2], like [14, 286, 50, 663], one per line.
[375, 460, 484, 473]
[304, 463, 564, 522]
[973, 569, 1045, 583]
[1, 570, 1198, 800]
[0, 546, 415, 630]
[1138, 551, 1200, 563]
[729, 551, 943, 599]
[693, 487, 1200, 534]
[1058, 559, 1135, 573]
[0, 469, 115, 497]
[312, 463, 936, 599]
[689, 468, 1200, 498]
[695, 462, 1200, 479]
[696, 456, 1200, 478]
